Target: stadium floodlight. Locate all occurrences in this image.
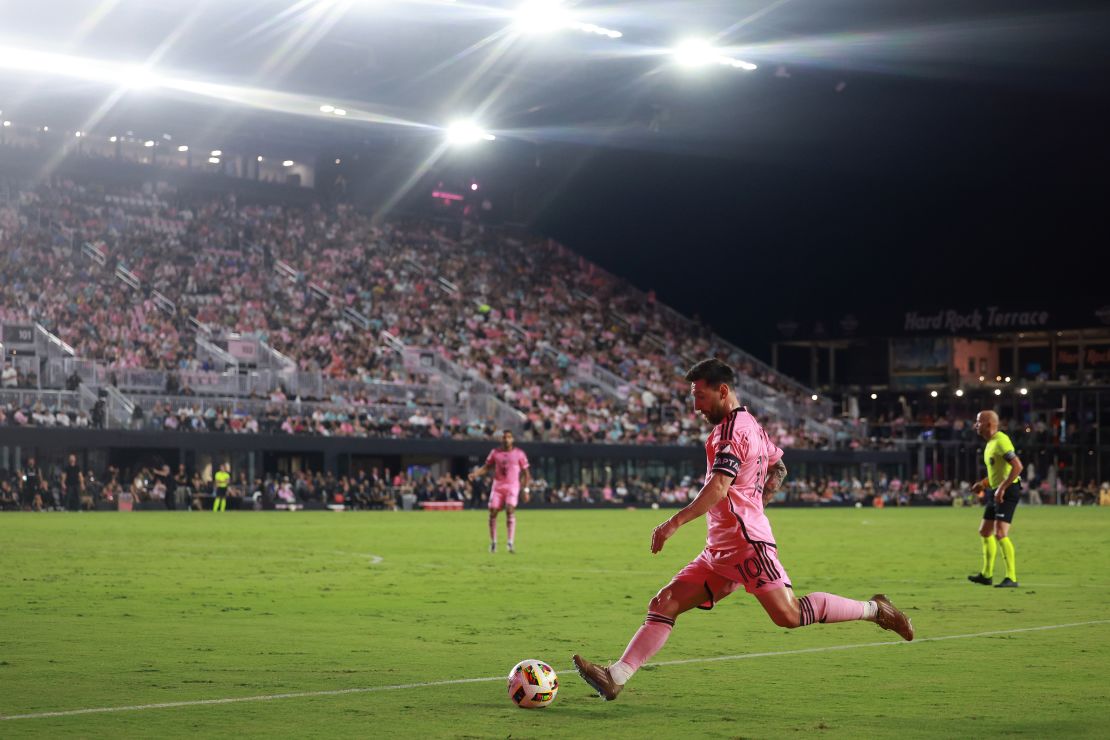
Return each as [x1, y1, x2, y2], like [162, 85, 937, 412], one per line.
[177, 145, 189, 152]
[210, 149, 222, 156]
[2, 120, 10, 127]
[1004, 376, 1011, 383]
[955, 389, 964, 397]
[143, 140, 155, 147]
[74, 131, 82, 137]
[514, 0, 570, 33]
[257, 155, 264, 162]
[124, 65, 160, 90]
[993, 388, 1002, 396]
[930, 390, 938, 398]
[333, 108, 347, 116]
[109, 135, 117, 142]
[446, 120, 496, 145]
[870, 393, 877, 400]
[1019, 387, 1028, 395]
[319, 104, 335, 113]
[810, 394, 818, 401]
[672, 38, 757, 71]
[673, 38, 714, 67]
[42, 126, 49, 132]
[207, 156, 220, 164]
[471, 183, 479, 191]
[513, 0, 621, 38]
[334, 158, 341, 164]
[283, 160, 294, 166]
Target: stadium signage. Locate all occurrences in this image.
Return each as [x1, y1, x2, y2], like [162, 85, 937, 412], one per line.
[903, 307, 1050, 334]
[1, 324, 34, 345]
[1057, 346, 1110, 367]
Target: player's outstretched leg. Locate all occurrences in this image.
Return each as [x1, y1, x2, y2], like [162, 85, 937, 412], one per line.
[760, 588, 914, 641]
[574, 580, 706, 701]
[573, 612, 673, 701]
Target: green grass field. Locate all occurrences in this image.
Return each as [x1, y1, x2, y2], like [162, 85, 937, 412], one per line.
[2, 507, 1109, 738]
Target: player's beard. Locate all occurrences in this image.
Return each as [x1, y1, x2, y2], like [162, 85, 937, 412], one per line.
[701, 406, 726, 426]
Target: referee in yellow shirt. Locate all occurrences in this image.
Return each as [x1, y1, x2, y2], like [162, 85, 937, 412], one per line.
[968, 410, 1023, 588]
[213, 462, 231, 512]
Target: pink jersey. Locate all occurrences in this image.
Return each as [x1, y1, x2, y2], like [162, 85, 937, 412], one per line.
[487, 447, 529, 491]
[702, 407, 783, 550]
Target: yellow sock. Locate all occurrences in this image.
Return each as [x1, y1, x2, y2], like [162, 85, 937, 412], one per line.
[998, 536, 1016, 581]
[981, 535, 997, 578]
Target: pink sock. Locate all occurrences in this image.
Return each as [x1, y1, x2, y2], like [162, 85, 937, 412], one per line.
[798, 593, 866, 625]
[612, 612, 675, 682]
[506, 512, 516, 543]
[488, 515, 497, 543]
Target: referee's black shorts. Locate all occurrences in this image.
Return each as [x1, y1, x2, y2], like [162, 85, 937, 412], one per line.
[983, 485, 1021, 523]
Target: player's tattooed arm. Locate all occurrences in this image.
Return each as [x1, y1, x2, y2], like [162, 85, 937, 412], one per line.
[763, 460, 788, 505]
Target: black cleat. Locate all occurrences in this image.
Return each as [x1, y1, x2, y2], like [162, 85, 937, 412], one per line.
[967, 573, 993, 586]
[489, 542, 496, 553]
[994, 577, 1019, 588]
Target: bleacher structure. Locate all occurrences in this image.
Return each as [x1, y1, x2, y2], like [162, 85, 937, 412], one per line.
[1, 175, 838, 447]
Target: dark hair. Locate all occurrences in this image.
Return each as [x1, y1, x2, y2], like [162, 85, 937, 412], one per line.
[684, 358, 735, 387]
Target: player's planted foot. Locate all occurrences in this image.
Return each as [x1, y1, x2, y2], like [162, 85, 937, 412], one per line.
[994, 577, 1019, 588]
[507, 541, 515, 554]
[489, 542, 496, 553]
[871, 594, 914, 641]
[967, 573, 992, 585]
[572, 654, 622, 701]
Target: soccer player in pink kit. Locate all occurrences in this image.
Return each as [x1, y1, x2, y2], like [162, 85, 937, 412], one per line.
[470, 430, 531, 553]
[574, 359, 914, 701]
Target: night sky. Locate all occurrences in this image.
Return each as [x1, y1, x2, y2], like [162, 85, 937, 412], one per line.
[528, 4, 1110, 357]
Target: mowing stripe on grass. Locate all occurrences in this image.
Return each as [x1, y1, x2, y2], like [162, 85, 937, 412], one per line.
[3, 619, 1108, 721]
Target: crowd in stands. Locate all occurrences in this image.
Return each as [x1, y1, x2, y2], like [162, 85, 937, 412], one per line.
[1, 174, 835, 447]
[5, 456, 1108, 513]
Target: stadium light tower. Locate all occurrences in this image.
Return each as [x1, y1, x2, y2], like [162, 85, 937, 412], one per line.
[446, 120, 496, 145]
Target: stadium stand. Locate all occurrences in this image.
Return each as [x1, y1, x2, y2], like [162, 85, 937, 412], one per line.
[1, 174, 845, 448]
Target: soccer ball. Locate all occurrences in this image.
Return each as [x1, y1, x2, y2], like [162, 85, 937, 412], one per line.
[507, 659, 558, 708]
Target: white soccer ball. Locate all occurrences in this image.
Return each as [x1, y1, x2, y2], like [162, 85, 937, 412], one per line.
[507, 659, 559, 709]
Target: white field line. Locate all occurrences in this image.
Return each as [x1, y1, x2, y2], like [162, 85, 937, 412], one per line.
[3, 619, 1107, 721]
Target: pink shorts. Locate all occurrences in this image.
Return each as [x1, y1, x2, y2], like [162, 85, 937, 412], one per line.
[674, 542, 792, 609]
[488, 487, 519, 510]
